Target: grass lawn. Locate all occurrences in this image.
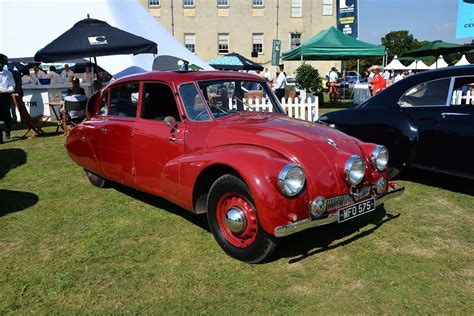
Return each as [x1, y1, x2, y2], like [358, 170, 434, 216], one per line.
[1, 118, 473, 313]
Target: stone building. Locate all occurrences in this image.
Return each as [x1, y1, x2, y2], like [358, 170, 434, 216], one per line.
[139, 0, 340, 75]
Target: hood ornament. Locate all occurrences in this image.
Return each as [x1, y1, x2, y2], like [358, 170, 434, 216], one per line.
[327, 138, 337, 148]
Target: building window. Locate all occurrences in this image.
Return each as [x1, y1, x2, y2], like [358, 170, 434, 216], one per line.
[322, 0, 333, 16]
[290, 33, 301, 49]
[252, 0, 264, 7]
[252, 33, 263, 54]
[148, 0, 160, 6]
[218, 0, 229, 6]
[218, 33, 229, 54]
[183, 0, 195, 7]
[184, 34, 196, 53]
[291, 0, 302, 17]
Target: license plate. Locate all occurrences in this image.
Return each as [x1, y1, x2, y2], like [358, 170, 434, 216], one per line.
[338, 198, 375, 223]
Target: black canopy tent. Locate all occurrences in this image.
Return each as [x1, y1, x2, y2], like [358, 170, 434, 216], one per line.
[34, 17, 157, 62]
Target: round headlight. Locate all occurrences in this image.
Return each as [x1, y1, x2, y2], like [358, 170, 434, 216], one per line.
[344, 155, 365, 186]
[278, 164, 305, 197]
[371, 145, 389, 171]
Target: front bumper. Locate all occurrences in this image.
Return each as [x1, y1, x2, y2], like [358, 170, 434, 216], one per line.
[274, 186, 405, 237]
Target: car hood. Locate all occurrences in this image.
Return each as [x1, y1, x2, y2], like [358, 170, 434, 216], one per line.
[207, 113, 364, 195]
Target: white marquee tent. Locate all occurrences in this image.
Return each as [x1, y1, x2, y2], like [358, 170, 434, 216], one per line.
[407, 60, 430, 70]
[428, 55, 449, 69]
[0, 0, 212, 74]
[455, 55, 470, 66]
[384, 55, 408, 70]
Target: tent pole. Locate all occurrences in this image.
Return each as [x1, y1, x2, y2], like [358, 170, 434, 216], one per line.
[356, 59, 360, 83]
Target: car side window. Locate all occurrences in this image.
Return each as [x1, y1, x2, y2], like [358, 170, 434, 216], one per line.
[179, 83, 211, 122]
[109, 83, 139, 118]
[141, 82, 181, 121]
[451, 76, 474, 106]
[399, 78, 451, 107]
[98, 91, 109, 116]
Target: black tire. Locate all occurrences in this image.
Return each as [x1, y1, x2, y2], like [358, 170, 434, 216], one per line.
[85, 169, 109, 188]
[207, 175, 279, 263]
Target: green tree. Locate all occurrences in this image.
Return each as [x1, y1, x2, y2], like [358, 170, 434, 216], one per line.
[295, 63, 322, 93]
[381, 30, 417, 60]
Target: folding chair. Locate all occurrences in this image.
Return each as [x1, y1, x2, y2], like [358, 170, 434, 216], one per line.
[11, 95, 50, 138]
[63, 98, 87, 135]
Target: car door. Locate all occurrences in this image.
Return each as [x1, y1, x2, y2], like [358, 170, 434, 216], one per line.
[398, 77, 452, 169]
[435, 76, 474, 177]
[133, 81, 186, 196]
[100, 82, 139, 185]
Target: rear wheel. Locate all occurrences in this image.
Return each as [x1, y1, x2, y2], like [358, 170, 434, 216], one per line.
[207, 175, 278, 263]
[85, 169, 109, 188]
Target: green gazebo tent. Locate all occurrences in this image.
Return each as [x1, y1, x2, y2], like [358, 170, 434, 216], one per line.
[282, 26, 385, 61]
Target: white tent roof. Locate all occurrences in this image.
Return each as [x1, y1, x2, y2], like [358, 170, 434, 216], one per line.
[455, 55, 470, 66]
[428, 55, 449, 69]
[385, 55, 408, 70]
[407, 60, 430, 70]
[0, 0, 212, 74]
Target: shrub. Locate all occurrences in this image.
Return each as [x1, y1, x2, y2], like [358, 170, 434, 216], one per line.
[295, 63, 322, 93]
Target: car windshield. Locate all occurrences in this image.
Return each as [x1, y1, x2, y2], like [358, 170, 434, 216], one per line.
[196, 79, 284, 119]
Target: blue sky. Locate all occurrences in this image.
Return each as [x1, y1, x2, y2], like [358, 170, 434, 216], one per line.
[359, 0, 469, 44]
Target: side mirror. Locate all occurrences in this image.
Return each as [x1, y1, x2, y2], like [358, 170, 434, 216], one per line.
[164, 116, 176, 127]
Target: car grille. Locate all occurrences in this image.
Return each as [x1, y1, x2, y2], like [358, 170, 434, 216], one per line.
[326, 186, 371, 211]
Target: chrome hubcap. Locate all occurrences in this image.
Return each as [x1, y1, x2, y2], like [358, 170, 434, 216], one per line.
[224, 208, 247, 233]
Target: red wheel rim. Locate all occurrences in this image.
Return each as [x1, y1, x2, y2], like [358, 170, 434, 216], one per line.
[216, 193, 258, 248]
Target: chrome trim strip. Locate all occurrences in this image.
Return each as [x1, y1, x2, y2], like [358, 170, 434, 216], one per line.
[274, 187, 405, 237]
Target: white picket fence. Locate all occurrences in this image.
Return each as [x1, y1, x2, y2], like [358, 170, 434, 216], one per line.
[228, 97, 319, 122]
[452, 90, 474, 105]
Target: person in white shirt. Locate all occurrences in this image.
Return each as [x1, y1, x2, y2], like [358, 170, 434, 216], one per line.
[394, 71, 404, 83]
[263, 67, 272, 83]
[61, 64, 74, 82]
[82, 65, 93, 84]
[328, 67, 339, 103]
[47, 66, 61, 84]
[383, 69, 391, 85]
[30, 64, 46, 84]
[0, 54, 15, 142]
[272, 64, 286, 101]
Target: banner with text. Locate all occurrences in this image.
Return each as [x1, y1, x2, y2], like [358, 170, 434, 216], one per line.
[337, 0, 358, 38]
[456, 0, 474, 39]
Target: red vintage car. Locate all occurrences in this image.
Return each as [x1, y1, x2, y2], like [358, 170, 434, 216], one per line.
[66, 71, 404, 263]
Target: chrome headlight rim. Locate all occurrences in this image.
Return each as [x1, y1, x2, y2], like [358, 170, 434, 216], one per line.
[344, 155, 365, 187]
[371, 145, 389, 172]
[278, 163, 305, 197]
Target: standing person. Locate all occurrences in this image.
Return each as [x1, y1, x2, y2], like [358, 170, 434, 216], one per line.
[61, 64, 74, 82]
[82, 65, 93, 84]
[263, 67, 272, 83]
[0, 54, 15, 143]
[272, 64, 286, 101]
[47, 66, 61, 84]
[370, 66, 386, 96]
[394, 71, 404, 83]
[31, 64, 46, 84]
[383, 68, 391, 86]
[329, 67, 339, 103]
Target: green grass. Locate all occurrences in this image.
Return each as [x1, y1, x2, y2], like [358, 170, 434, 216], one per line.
[1, 121, 473, 314]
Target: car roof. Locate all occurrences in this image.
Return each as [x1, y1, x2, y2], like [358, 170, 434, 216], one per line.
[107, 70, 265, 87]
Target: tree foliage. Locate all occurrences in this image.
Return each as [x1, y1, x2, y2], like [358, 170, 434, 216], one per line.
[295, 63, 322, 93]
[381, 30, 417, 60]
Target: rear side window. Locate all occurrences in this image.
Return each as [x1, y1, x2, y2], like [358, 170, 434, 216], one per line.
[451, 76, 474, 106]
[141, 82, 181, 121]
[109, 83, 140, 118]
[399, 78, 451, 107]
[98, 91, 109, 116]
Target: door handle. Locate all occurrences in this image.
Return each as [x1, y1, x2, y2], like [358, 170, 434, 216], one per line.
[168, 136, 182, 142]
[441, 112, 470, 117]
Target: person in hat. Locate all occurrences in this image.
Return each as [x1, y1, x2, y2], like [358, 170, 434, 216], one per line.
[370, 66, 386, 96]
[0, 54, 15, 143]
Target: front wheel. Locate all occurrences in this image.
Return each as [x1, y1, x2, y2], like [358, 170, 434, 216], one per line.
[207, 175, 278, 263]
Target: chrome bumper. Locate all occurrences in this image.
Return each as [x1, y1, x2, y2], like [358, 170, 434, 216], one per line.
[274, 187, 405, 237]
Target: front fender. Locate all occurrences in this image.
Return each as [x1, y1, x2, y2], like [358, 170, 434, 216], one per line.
[173, 145, 312, 235]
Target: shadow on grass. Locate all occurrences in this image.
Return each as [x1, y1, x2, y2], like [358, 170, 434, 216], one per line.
[0, 189, 39, 216]
[112, 183, 210, 233]
[0, 148, 38, 216]
[400, 168, 474, 196]
[274, 206, 400, 264]
[0, 148, 27, 179]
